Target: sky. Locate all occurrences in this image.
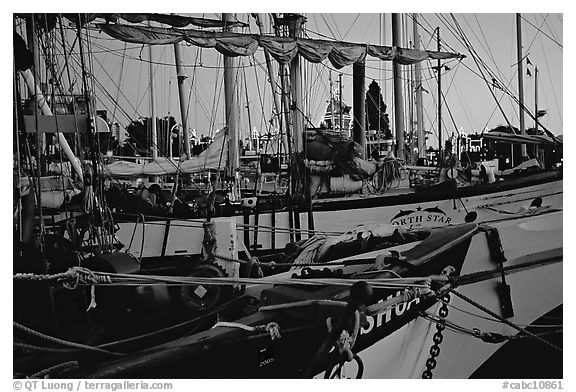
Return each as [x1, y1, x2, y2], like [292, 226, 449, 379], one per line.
[88, 13, 562, 146]
[11, 11, 563, 152]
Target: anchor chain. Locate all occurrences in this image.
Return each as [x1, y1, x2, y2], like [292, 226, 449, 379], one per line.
[422, 293, 450, 379]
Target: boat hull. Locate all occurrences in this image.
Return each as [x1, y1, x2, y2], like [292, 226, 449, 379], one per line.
[114, 176, 562, 260]
[352, 210, 562, 378]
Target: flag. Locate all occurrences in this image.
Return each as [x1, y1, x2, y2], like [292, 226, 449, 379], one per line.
[536, 109, 547, 118]
[526, 57, 533, 66]
[527, 68, 532, 77]
[415, 83, 429, 94]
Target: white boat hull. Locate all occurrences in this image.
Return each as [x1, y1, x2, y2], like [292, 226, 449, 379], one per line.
[352, 210, 562, 378]
[115, 179, 562, 260]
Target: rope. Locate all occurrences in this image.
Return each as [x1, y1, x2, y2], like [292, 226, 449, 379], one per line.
[213, 252, 370, 269]
[446, 288, 562, 351]
[421, 312, 562, 344]
[212, 321, 281, 340]
[14, 267, 431, 290]
[14, 322, 125, 357]
[28, 361, 79, 379]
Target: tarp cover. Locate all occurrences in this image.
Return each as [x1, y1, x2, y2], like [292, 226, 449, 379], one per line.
[103, 129, 228, 177]
[99, 24, 464, 68]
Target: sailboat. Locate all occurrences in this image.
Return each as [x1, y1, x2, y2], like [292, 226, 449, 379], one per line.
[89, 13, 563, 264]
[13, 208, 561, 378]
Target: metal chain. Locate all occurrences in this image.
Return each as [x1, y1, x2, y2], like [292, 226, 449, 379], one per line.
[422, 293, 450, 379]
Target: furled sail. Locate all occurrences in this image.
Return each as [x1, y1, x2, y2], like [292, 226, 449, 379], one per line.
[98, 24, 464, 67]
[60, 13, 247, 29]
[103, 128, 228, 177]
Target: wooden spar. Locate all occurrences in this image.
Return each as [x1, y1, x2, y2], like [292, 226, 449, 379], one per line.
[516, 13, 527, 159]
[392, 14, 405, 161]
[413, 14, 426, 160]
[148, 21, 158, 160]
[352, 61, 366, 158]
[223, 13, 241, 201]
[173, 42, 191, 160]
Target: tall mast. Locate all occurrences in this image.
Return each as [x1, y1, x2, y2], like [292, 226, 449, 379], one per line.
[26, 15, 46, 176]
[288, 14, 305, 153]
[436, 27, 442, 161]
[534, 66, 539, 133]
[392, 13, 405, 160]
[412, 13, 425, 160]
[148, 21, 158, 160]
[329, 71, 335, 129]
[338, 73, 343, 132]
[516, 13, 527, 158]
[254, 14, 285, 152]
[223, 13, 240, 200]
[173, 42, 191, 160]
[352, 61, 366, 158]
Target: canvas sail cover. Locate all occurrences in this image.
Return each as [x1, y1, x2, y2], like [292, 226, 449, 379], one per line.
[103, 129, 228, 177]
[99, 24, 464, 68]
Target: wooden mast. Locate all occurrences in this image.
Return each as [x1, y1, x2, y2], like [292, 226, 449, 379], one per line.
[413, 13, 425, 161]
[392, 13, 405, 160]
[223, 13, 241, 201]
[516, 13, 527, 159]
[148, 21, 158, 160]
[288, 14, 305, 154]
[437, 27, 443, 161]
[352, 61, 366, 158]
[173, 41, 191, 160]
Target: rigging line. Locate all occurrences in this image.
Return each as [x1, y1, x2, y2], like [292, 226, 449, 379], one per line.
[342, 14, 361, 41]
[319, 14, 339, 42]
[59, 37, 136, 120]
[452, 79, 476, 131]
[329, 14, 343, 41]
[418, 14, 485, 82]
[479, 70, 520, 133]
[251, 55, 271, 135]
[75, 52, 141, 124]
[537, 33, 562, 128]
[520, 14, 562, 49]
[111, 41, 127, 127]
[523, 14, 551, 60]
[56, 20, 78, 94]
[449, 14, 514, 133]
[469, 14, 510, 89]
